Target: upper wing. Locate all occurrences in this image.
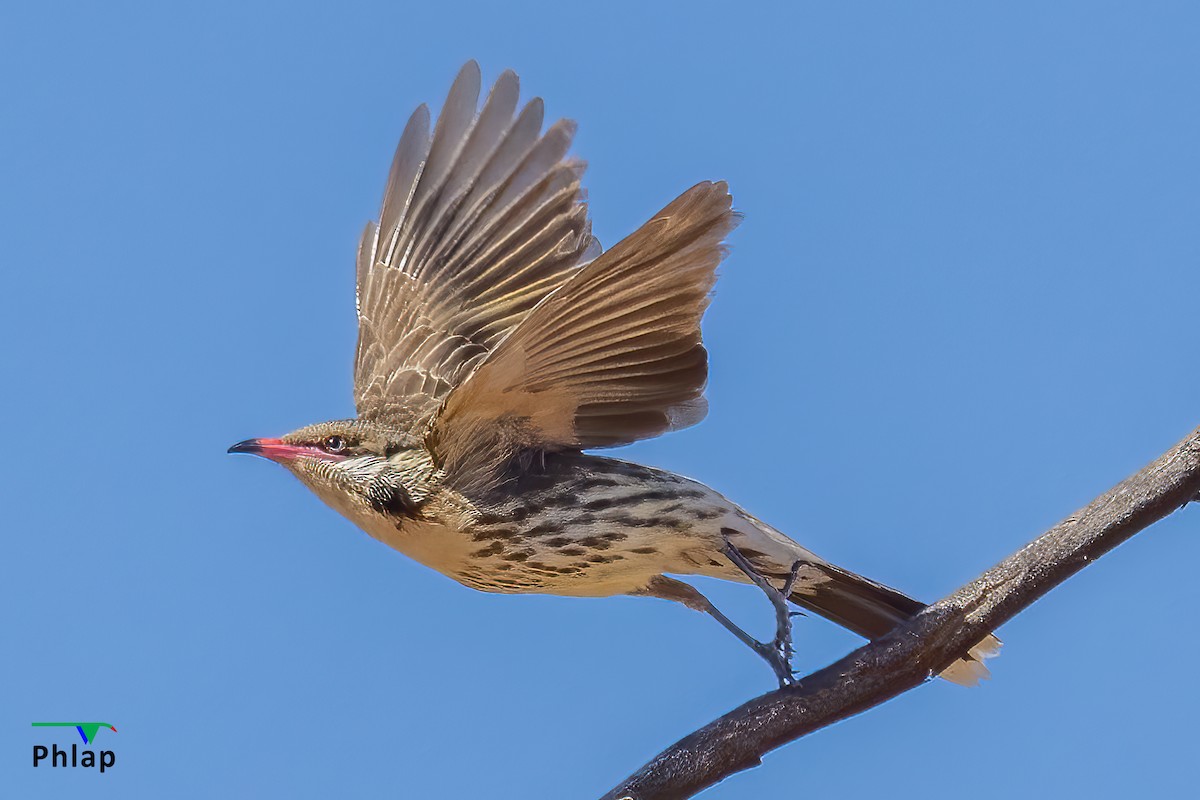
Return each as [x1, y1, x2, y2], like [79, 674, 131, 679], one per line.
[354, 61, 599, 430]
[430, 181, 738, 482]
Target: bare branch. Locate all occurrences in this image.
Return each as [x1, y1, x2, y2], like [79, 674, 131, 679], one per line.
[602, 426, 1200, 800]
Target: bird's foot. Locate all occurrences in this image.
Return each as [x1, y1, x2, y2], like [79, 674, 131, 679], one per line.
[721, 543, 804, 688]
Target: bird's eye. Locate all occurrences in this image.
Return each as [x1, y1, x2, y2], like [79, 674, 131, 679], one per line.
[324, 435, 346, 453]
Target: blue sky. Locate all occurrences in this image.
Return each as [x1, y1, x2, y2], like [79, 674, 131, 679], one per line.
[3, 2, 1198, 797]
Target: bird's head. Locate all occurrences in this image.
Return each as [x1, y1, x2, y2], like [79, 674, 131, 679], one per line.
[228, 419, 438, 521]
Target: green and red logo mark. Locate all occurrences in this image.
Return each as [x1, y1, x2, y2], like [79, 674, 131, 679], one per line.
[32, 722, 117, 744]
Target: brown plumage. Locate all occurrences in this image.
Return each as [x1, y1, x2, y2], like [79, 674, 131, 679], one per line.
[230, 61, 1000, 687]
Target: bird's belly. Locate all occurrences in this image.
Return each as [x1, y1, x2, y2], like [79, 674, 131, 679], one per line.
[357, 510, 670, 595]
[453, 500, 728, 597]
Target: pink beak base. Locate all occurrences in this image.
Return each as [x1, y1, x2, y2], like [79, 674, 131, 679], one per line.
[227, 437, 310, 462]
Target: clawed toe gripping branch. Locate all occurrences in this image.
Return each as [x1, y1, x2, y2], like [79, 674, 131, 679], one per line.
[724, 544, 804, 686]
[712, 542, 804, 687]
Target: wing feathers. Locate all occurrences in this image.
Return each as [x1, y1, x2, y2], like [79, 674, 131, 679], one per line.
[432, 181, 737, 479]
[354, 63, 596, 428]
[356, 64, 736, 474]
[377, 105, 431, 267]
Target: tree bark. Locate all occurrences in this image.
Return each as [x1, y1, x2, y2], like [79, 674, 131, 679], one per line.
[601, 425, 1200, 800]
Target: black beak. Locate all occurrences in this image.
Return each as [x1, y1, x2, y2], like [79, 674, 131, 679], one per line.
[227, 439, 263, 455]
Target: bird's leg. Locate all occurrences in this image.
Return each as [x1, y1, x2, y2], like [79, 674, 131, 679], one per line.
[721, 542, 804, 687]
[638, 575, 796, 687]
[702, 595, 796, 687]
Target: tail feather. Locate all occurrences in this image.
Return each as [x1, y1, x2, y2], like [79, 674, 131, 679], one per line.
[790, 562, 1001, 686]
[938, 634, 1003, 686]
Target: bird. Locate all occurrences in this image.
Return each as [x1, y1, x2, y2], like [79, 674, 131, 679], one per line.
[228, 61, 999, 686]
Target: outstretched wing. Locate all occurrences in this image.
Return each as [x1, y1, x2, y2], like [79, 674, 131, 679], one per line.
[354, 61, 598, 431]
[431, 181, 737, 484]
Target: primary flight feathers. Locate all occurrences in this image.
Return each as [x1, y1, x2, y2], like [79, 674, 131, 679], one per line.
[355, 62, 598, 432]
[354, 61, 737, 476]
